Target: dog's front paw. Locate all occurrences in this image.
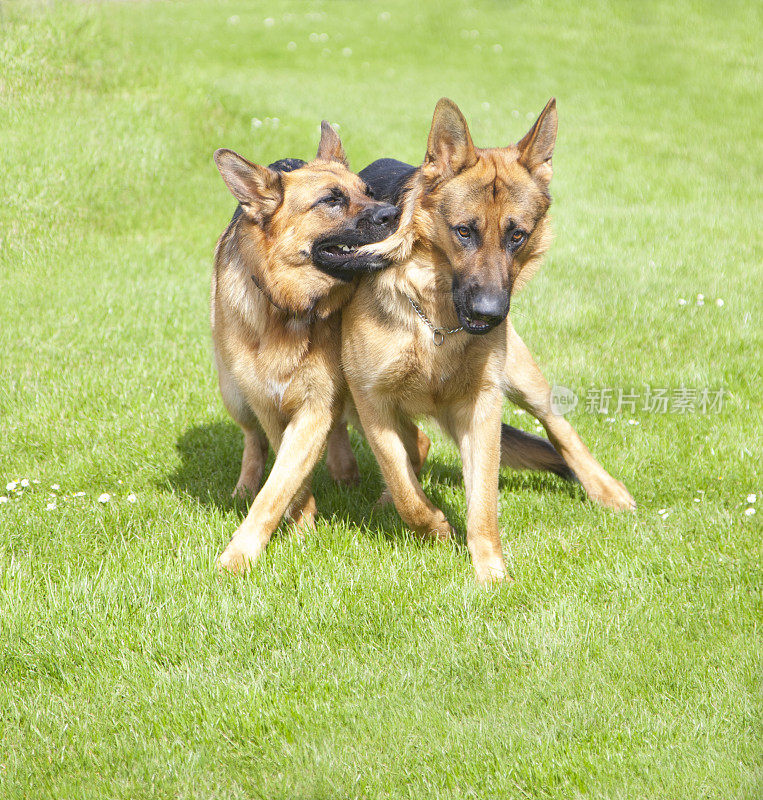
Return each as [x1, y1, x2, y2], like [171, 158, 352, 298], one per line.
[416, 510, 454, 543]
[584, 474, 636, 511]
[473, 555, 512, 586]
[231, 480, 258, 502]
[216, 535, 265, 574]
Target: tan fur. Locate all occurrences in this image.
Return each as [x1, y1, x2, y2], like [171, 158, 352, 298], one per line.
[212, 127, 395, 572]
[344, 99, 635, 584]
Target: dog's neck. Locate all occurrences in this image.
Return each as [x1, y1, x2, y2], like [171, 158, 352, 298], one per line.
[374, 240, 463, 336]
[225, 216, 355, 324]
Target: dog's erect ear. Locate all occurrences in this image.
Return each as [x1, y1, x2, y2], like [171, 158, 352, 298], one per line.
[424, 98, 478, 178]
[315, 121, 349, 166]
[214, 149, 283, 222]
[517, 98, 557, 183]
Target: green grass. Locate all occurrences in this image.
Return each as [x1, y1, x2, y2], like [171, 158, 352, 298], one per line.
[1, 0, 760, 797]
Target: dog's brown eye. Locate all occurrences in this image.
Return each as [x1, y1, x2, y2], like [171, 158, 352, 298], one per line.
[510, 230, 527, 245]
[455, 225, 471, 240]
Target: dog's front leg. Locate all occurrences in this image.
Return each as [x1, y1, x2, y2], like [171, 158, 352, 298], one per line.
[216, 405, 333, 573]
[502, 323, 636, 510]
[352, 393, 452, 541]
[445, 391, 508, 584]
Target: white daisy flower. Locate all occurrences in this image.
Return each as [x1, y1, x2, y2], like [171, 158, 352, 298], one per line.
[6, 481, 17, 492]
[98, 493, 111, 504]
[20, 479, 30, 488]
[127, 493, 137, 504]
[744, 507, 756, 516]
[51, 484, 60, 492]
[678, 298, 687, 305]
[73, 492, 86, 498]
[747, 493, 756, 504]
[46, 502, 57, 511]
[0, 496, 8, 504]
[715, 298, 724, 306]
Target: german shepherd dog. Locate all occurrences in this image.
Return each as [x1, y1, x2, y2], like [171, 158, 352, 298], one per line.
[212, 123, 399, 572]
[343, 98, 636, 584]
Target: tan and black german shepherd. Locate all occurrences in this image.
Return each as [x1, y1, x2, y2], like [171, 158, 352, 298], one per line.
[212, 123, 399, 572]
[343, 98, 636, 584]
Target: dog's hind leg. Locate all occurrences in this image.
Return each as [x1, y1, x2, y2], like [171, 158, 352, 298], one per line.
[325, 420, 360, 486]
[233, 427, 269, 500]
[216, 356, 270, 499]
[501, 322, 636, 510]
[286, 477, 317, 532]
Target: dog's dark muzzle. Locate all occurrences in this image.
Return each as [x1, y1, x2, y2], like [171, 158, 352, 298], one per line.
[311, 202, 401, 281]
[454, 285, 511, 334]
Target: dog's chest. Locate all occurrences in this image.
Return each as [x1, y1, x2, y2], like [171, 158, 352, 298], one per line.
[377, 334, 476, 414]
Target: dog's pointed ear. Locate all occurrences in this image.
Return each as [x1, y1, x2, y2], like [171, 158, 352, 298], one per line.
[316, 121, 348, 166]
[424, 98, 478, 178]
[517, 98, 557, 183]
[214, 149, 283, 222]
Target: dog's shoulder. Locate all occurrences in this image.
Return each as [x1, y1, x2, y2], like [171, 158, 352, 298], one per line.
[359, 159, 417, 205]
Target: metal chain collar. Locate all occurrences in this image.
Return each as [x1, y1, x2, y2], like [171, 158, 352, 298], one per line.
[405, 294, 464, 346]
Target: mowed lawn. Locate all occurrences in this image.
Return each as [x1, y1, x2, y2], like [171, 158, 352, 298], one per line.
[1, 1, 760, 797]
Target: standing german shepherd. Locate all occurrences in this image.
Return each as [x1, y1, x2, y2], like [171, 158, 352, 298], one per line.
[343, 98, 635, 584]
[212, 123, 399, 572]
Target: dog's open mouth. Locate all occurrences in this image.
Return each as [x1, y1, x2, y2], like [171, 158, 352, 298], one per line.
[318, 242, 361, 260]
[461, 317, 493, 335]
[311, 234, 387, 281]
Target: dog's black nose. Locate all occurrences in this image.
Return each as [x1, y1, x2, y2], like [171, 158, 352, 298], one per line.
[371, 203, 400, 227]
[467, 290, 509, 326]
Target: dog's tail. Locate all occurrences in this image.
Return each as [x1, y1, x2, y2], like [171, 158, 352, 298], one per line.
[500, 423, 576, 481]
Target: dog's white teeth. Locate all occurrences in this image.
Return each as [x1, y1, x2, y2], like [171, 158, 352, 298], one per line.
[340, 245, 355, 252]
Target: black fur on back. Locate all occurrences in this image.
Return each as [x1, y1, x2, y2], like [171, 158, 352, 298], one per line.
[359, 158, 417, 206]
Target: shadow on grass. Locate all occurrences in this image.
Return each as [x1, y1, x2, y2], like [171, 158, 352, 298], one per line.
[164, 421, 579, 550]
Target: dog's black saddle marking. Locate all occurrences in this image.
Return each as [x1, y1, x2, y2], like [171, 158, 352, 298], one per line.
[359, 159, 417, 205]
[268, 157, 307, 174]
[230, 157, 308, 223]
